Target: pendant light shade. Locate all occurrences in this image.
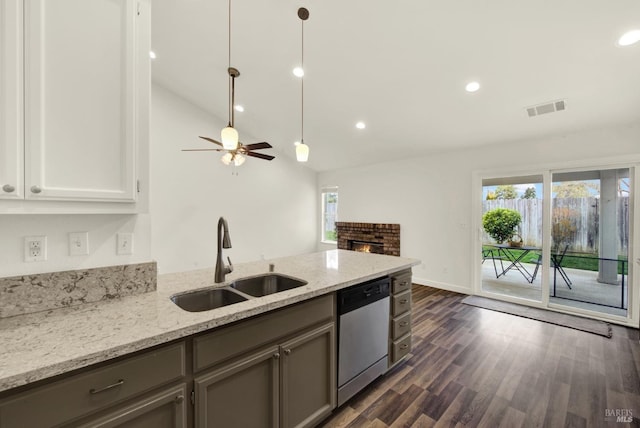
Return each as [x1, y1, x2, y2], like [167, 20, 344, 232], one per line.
[221, 125, 239, 150]
[296, 142, 309, 162]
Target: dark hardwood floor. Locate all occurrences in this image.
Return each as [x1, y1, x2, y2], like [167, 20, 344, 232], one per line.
[320, 285, 640, 427]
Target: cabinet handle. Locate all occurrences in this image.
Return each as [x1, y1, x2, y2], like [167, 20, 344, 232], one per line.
[400, 299, 408, 304]
[2, 184, 15, 193]
[400, 344, 409, 350]
[174, 395, 184, 404]
[89, 379, 125, 394]
[30, 185, 42, 194]
[400, 281, 408, 286]
[273, 353, 280, 360]
[400, 321, 409, 327]
[284, 349, 291, 356]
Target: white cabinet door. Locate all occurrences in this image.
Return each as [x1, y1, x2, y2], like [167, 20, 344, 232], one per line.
[0, 0, 23, 200]
[24, 0, 137, 201]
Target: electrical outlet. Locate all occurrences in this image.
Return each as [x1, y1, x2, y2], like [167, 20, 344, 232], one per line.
[69, 232, 89, 256]
[117, 233, 134, 255]
[24, 236, 47, 262]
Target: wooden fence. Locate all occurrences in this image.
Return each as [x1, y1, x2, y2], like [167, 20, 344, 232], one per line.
[482, 197, 629, 253]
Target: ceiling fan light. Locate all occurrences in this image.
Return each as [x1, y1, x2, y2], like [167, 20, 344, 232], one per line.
[296, 142, 309, 162]
[221, 126, 239, 150]
[220, 152, 234, 165]
[233, 153, 246, 166]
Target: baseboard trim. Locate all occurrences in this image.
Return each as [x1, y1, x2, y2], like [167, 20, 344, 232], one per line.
[411, 277, 471, 295]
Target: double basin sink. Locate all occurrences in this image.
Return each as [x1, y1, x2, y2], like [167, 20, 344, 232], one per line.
[171, 274, 308, 312]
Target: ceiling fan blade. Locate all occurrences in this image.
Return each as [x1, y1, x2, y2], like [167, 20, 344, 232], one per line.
[242, 142, 272, 150]
[182, 148, 224, 152]
[246, 151, 275, 161]
[199, 136, 223, 146]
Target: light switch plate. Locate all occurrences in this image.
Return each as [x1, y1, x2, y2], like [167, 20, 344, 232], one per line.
[69, 232, 89, 256]
[117, 233, 134, 255]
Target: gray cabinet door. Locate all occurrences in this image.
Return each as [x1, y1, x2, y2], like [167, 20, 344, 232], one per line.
[76, 384, 188, 428]
[195, 346, 280, 428]
[280, 323, 336, 428]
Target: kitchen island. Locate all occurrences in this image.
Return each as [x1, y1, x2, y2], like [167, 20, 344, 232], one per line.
[0, 250, 419, 393]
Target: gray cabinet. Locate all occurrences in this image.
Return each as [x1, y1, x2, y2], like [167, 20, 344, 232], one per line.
[389, 269, 412, 367]
[281, 323, 335, 428]
[77, 384, 188, 428]
[0, 295, 338, 427]
[193, 295, 336, 428]
[0, 342, 186, 428]
[195, 346, 280, 428]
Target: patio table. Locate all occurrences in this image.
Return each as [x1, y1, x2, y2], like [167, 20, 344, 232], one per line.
[490, 244, 538, 283]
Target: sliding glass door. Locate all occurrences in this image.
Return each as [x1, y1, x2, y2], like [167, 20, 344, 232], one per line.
[477, 165, 635, 322]
[548, 169, 630, 317]
[480, 175, 543, 302]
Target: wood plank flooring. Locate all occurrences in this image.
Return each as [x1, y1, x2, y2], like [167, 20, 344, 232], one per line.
[320, 285, 640, 427]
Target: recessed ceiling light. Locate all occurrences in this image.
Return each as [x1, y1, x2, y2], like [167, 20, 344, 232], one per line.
[293, 67, 304, 77]
[149, 51, 156, 59]
[234, 105, 244, 112]
[355, 122, 366, 129]
[465, 81, 480, 92]
[618, 30, 640, 46]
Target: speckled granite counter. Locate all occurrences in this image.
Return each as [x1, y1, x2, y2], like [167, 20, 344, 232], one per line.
[0, 250, 419, 393]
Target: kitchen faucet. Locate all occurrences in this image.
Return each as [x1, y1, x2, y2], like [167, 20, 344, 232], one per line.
[215, 217, 233, 283]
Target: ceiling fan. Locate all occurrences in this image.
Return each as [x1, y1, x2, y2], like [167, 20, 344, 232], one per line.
[182, 1, 275, 166]
[183, 134, 275, 164]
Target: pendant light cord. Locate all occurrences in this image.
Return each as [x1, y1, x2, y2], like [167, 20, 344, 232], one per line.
[301, 17, 305, 143]
[228, 0, 232, 126]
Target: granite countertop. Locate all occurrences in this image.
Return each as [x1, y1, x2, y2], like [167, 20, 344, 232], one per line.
[0, 250, 419, 393]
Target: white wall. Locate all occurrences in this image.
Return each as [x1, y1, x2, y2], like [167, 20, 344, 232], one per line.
[317, 122, 640, 294]
[0, 214, 151, 277]
[150, 84, 318, 274]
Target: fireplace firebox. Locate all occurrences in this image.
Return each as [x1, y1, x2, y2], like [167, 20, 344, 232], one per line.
[348, 240, 385, 254]
[336, 222, 400, 256]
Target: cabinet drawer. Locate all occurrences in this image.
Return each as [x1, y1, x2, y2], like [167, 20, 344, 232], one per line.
[391, 271, 412, 294]
[0, 342, 185, 428]
[391, 312, 411, 341]
[391, 334, 412, 364]
[391, 290, 411, 317]
[194, 294, 334, 372]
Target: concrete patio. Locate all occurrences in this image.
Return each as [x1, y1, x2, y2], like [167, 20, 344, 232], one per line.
[481, 259, 628, 317]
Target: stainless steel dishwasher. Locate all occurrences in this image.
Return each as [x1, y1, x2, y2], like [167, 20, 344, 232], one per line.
[337, 276, 390, 406]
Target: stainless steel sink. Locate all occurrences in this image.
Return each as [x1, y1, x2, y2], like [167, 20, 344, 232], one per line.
[230, 274, 307, 297]
[171, 288, 247, 312]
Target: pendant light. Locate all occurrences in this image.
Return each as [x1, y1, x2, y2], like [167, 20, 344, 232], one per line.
[221, 0, 239, 150]
[296, 8, 310, 162]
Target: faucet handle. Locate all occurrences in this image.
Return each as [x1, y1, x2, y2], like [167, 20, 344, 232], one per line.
[226, 256, 234, 274]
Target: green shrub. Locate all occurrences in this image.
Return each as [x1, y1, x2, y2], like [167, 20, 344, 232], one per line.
[482, 208, 522, 244]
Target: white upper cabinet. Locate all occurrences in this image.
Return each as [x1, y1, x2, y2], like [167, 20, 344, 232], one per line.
[0, 0, 23, 200]
[0, 0, 150, 212]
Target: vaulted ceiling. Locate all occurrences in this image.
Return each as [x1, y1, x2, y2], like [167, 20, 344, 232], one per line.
[152, 0, 640, 172]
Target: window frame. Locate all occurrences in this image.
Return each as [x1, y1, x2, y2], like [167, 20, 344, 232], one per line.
[321, 187, 338, 244]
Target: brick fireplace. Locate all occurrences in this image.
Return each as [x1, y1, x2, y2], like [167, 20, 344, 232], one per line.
[335, 222, 400, 256]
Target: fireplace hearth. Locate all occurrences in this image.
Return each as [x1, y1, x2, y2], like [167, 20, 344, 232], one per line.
[336, 222, 400, 256]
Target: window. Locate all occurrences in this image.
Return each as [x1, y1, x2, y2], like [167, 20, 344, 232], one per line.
[321, 187, 338, 243]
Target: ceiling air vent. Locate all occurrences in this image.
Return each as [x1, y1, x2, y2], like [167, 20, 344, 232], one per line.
[526, 99, 566, 117]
